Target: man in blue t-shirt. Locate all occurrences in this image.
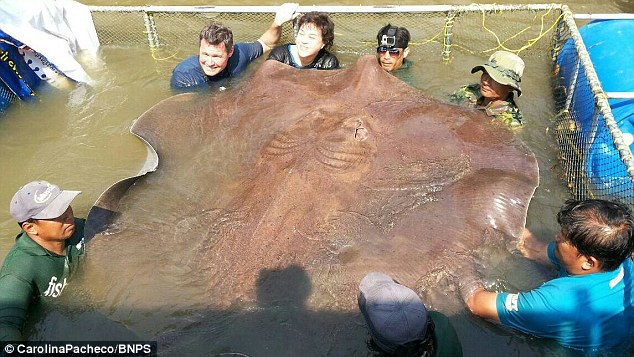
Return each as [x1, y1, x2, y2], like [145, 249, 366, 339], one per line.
[170, 3, 298, 90]
[459, 199, 634, 350]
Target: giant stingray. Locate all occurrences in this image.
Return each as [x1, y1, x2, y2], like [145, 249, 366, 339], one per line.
[81, 56, 539, 354]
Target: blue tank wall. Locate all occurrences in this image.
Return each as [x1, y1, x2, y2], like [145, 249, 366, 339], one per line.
[557, 19, 634, 199]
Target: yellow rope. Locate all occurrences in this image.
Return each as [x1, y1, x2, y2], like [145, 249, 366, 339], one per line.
[478, 7, 565, 55]
[516, 10, 565, 55]
[357, 5, 564, 60]
[151, 48, 178, 61]
[434, 6, 565, 57]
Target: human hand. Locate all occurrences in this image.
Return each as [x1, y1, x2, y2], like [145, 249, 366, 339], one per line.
[457, 270, 484, 304]
[453, 257, 485, 304]
[517, 228, 550, 265]
[517, 228, 534, 256]
[274, 3, 299, 26]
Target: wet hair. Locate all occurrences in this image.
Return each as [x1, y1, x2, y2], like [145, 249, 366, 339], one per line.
[376, 24, 410, 49]
[557, 199, 634, 271]
[199, 23, 234, 53]
[296, 12, 335, 50]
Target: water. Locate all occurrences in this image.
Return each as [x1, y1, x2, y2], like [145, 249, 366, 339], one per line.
[1, 0, 632, 356]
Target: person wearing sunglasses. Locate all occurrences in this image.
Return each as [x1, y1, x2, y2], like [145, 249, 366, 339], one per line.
[376, 24, 410, 73]
[0, 180, 85, 341]
[267, 12, 339, 70]
[450, 51, 525, 128]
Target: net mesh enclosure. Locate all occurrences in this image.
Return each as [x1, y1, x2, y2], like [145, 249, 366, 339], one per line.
[551, 9, 634, 204]
[87, 4, 634, 204]
[0, 81, 15, 114]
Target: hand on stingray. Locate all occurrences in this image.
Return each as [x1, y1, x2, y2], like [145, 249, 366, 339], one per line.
[454, 255, 485, 304]
[517, 228, 551, 266]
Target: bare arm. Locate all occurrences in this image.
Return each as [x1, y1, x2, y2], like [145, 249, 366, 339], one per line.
[456, 254, 501, 323]
[459, 228, 552, 323]
[465, 288, 500, 322]
[460, 229, 551, 323]
[258, 3, 298, 52]
[457, 267, 501, 323]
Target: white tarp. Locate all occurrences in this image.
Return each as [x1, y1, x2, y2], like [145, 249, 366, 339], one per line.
[0, 0, 100, 84]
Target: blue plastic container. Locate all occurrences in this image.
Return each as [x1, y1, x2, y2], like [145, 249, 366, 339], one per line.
[557, 19, 634, 200]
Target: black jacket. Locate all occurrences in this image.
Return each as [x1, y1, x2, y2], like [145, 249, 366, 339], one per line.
[267, 44, 339, 70]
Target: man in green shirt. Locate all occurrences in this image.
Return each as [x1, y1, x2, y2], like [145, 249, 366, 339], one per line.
[450, 51, 525, 128]
[0, 180, 84, 341]
[358, 272, 463, 357]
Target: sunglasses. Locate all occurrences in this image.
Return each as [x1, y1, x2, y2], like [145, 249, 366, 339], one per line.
[376, 46, 402, 57]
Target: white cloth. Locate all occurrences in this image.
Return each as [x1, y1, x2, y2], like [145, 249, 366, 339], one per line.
[0, 0, 100, 84]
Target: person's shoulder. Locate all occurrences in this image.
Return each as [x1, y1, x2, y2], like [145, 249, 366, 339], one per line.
[494, 98, 524, 127]
[313, 49, 339, 70]
[269, 44, 287, 54]
[429, 310, 459, 332]
[173, 55, 200, 72]
[321, 49, 340, 69]
[459, 83, 480, 97]
[623, 259, 634, 286]
[320, 48, 337, 58]
[171, 55, 207, 89]
[521, 273, 599, 301]
[229, 42, 265, 74]
[429, 310, 453, 327]
[429, 311, 463, 357]
[2, 232, 42, 259]
[235, 41, 263, 50]
[267, 44, 290, 61]
[0, 237, 41, 281]
[234, 41, 264, 57]
[450, 83, 478, 102]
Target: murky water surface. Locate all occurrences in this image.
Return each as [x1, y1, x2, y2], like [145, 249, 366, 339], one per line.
[1, 0, 632, 356]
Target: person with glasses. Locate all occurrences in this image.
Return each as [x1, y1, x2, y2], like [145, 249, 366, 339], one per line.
[358, 272, 463, 357]
[0, 181, 85, 341]
[376, 24, 411, 73]
[170, 3, 299, 90]
[450, 51, 524, 128]
[267, 12, 339, 70]
[459, 199, 634, 350]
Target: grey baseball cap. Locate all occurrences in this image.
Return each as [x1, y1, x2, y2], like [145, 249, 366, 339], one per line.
[9, 180, 81, 223]
[358, 272, 428, 353]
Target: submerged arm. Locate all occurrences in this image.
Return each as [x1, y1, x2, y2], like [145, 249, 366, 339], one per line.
[0, 274, 33, 341]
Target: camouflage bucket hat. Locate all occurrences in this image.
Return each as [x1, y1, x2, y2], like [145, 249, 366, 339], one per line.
[471, 50, 524, 96]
